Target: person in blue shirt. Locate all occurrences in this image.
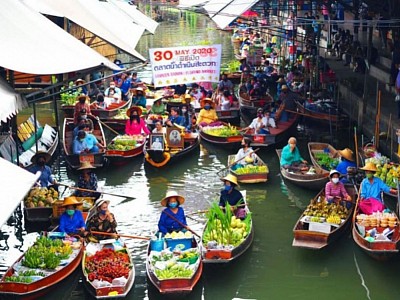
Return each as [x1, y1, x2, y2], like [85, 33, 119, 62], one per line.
[117, 72, 132, 101]
[158, 191, 187, 235]
[219, 174, 246, 219]
[83, 125, 104, 153]
[28, 152, 56, 188]
[280, 137, 308, 169]
[73, 130, 89, 154]
[336, 148, 357, 182]
[74, 161, 100, 199]
[132, 87, 147, 107]
[360, 162, 396, 202]
[59, 196, 86, 235]
[165, 107, 185, 127]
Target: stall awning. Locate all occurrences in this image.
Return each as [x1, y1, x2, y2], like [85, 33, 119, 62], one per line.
[178, 0, 210, 9]
[26, 0, 146, 62]
[204, 0, 259, 30]
[0, 78, 28, 123]
[0, 0, 120, 75]
[109, 0, 159, 34]
[0, 158, 40, 226]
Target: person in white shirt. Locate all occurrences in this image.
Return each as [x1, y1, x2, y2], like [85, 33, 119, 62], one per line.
[104, 81, 122, 100]
[219, 90, 231, 111]
[261, 110, 276, 133]
[152, 121, 166, 134]
[151, 137, 163, 150]
[243, 108, 265, 134]
[231, 138, 256, 170]
[190, 84, 203, 108]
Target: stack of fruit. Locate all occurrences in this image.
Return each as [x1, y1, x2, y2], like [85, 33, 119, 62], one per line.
[17, 119, 38, 142]
[24, 187, 58, 208]
[233, 165, 268, 174]
[373, 162, 400, 188]
[107, 135, 138, 151]
[202, 124, 241, 137]
[303, 196, 348, 223]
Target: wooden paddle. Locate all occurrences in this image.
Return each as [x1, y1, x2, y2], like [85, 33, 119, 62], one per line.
[90, 230, 150, 240]
[217, 148, 260, 176]
[97, 117, 120, 136]
[58, 183, 136, 200]
[161, 209, 201, 238]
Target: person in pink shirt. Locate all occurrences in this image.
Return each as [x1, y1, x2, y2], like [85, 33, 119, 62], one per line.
[325, 170, 351, 208]
[125, 106, 150, 136]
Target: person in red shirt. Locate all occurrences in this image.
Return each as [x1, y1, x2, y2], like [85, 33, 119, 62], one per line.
[74, 95, 91, 124]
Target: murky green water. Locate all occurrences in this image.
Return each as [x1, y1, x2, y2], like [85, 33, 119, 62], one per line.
[1, 7, 400, 300]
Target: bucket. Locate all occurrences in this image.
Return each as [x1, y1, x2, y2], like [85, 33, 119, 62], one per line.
[150, 239, 164, 252]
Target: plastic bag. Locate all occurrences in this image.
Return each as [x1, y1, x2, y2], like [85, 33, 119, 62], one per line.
[359, 197, 385, 214]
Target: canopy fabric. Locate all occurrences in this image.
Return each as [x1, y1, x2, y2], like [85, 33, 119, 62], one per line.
[204, 0, 259, 29]
[179, 0, 210, 8]
[0, 78, 28, 123]
[28, 0, 146, 62]
[0, 158, 40, 226]
[0, 0, 120, 75]
[109, 0, 159, 34]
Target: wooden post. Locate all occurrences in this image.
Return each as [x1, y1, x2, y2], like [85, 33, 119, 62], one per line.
[375, 90, 381, 150]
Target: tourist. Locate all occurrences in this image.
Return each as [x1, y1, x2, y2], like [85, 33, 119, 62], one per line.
[74, 161, 100, 199]
[243, 108, 267, 134]
[125, 106, 150, 136]
[280, 137, 308, 169]
[117, 72, 132, 101]
[104, 81, 122, 100]
[87, 199, 117, 241]
[83, 124, 104, 154]
[218, 74, 234, 94]
[28, 152, 57, 188]
[90, 93, 107, 110]
[158, 191, 187, 235]
[152, 121, 166, 134]
[73, 130, 89, 155]
[165, 107, 185, 127]
[219, 174, 246, 219]
[59, 196, 86, 235]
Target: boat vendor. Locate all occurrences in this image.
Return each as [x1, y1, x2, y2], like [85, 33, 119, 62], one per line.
[219, 174, 246, 219]
[28, 151, 57, 188]
[87, 199, 117, 241]
[165, 107, 185, 127]
[74, 161, 100, 199]
[196, 98, 219, 127]
[149, 96, 166, 114]
[59, 196, 86, 236]
[232, 138, 256, 171]
[152, 121, 166, 134]
[158, 191, 187, 235]
[74, 95, 92, 124]
[125, 106, 150, 136]
[336, 148, 357, 182]
[217, 74, 234, 95]
[325, 170, 352, 209]
[132, 87, 147, 108]
[280, 137, 308, 170]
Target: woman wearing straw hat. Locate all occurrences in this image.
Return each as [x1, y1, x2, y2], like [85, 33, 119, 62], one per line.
[28, 151, 57, 188]
[219, 174, 246, 219]
[59, 196, 86, 235]
[336, 148, 357, 180]
[132, 87, 147, 108]
[74, 161, 100, 199]
[149, 95, 166, 115]
[87, 199, 117, 241]
[196, 98, 219, 127]
[125, 106, 150, 136]
[158, 191, 187, 235]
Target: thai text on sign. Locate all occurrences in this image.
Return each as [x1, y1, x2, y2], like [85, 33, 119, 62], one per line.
[149, 45, 222, 88]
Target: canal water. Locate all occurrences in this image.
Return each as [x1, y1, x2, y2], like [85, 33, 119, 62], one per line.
[1, 8, 400, 300]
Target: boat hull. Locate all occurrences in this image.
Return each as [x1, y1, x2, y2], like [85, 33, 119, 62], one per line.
[227, 154, 269, 183]
[105, 143, 144, 165]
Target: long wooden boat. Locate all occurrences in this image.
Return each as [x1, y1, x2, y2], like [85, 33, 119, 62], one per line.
[195, 104, 241, 126]
[237, 89, 273, 125]
[82, 240, 135, 298]
[146, 237, 203, 295]
[352, 198, 400, 261]
[242, 114, 299, 147]
[0, 234, 84, 300]
[202, 194, 254, 263]
[276, 149, 329, 190]
[308, 142, 339, 176]
[227, 154, 269, 183]
[199, 123, 243, 149]
[292, 186, 356, 249]
[105, 135, 145, 165]
[145, 128, 200, 168]
[63, 117, 106, 169]
[294, 100, 347, 125]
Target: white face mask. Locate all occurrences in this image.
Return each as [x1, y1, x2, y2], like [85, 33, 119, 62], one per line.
[332, 178, 339, 184]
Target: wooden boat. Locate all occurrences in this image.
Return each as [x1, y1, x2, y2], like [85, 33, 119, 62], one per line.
[146, 237, 203, 295]
[242, 113, 299, 147]
[0, 234, 84, 300]
[63, 117, 106, 169]
[237, 89, 273, 125]
[352, 197, 400, 261]
[105, 135, 145, 165]
[82, 240, 135, 298]
[23, 186, 59, 223]
[294, 100, 347, 125]
[276, 149, 329, 190]
[145, 127, 200, 168]
[227, 154, 269, 183]
[292, 186, 356, 249]
[308, 142, 339, 176]
[194, 105, 241, 126]
[199, 123, 243, 149]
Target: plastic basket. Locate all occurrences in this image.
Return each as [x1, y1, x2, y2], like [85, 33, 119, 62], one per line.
[150, 239, 165, 252]
[165, 238, 192, 251]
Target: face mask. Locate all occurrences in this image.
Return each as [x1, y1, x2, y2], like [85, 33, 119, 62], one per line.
[80, 138, 85, 142]
[66, 209, 75, 216]
[257, 113, 262, 118]
[332, 178, 339, 184]
[204, 105, 211, 110]
[100, 209, 107, 215]
[79, 99, 85, 104]
[37, 160, 45, 166]
[81, 115, 87, 119]
[169, 202, 178, 208]
[224, 184, 232, 191]
[366, 173, 374, 179]
[182, 109, 187, 113]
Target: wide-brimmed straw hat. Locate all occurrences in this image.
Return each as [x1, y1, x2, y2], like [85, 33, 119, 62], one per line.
[75, 79, 86, 85]
[95, 198, 110, 208]
[221, 174, 239, 186]
[281, 84, 288, 90]
[136, 87, 144, 92]
[154, 95, 164, 102]
[360, 162, 377, 173]
[126, 106, 142, 117]
[161, 191, 185, 207]
[77, 161, 95, 170]
[338, 148, 354, 162]
[62, 196, 83, 207]
[200, 98, 215, 108]
[31, 151, 51, 164]
[329, 169, 341, 178]
[276, 78, 285, 83]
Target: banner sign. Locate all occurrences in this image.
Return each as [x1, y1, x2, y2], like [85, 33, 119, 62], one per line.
[149, 44, 222, 88]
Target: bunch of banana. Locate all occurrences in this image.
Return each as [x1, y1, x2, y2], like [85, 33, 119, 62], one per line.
[326, 214, 341, 225]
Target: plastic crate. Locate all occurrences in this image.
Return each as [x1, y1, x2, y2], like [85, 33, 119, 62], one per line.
[165, 238, 192, 251]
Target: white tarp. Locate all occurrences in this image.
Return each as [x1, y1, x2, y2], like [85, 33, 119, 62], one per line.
[0, 0, 120, 74]
[0, 158, 40, 226]
[179, 0, 210, 8]
[0, 77, 28, 123]
[204, 0, 259, 30]
[27, 0, 146, 61]
[109, 0, 159, 34]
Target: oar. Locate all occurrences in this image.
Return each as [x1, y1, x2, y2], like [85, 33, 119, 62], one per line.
[58, 183, 136, 200]
[90, 230, 150, 240]
[217, 148, 260, 176]
[161, 210, 201, 238]
[97, 117, 120, 136]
